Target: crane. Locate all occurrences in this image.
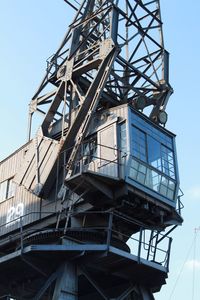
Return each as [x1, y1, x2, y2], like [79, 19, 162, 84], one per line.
[0, 1, 183, 299]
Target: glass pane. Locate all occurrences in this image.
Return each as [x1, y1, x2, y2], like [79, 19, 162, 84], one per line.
[131, 109, 173, 148]
[131, 126, 147, 162]
[152, 171, 161, 193]
[120, 122, 127, 154]
[131, 159, 139, 170]
[137, 172, 145, 184]
[83, 136, 97, 165]
[161, 145, 175, 178]
[129, 158, 175, 201]
[169, 180, 175, 190]
[160, 185, 167, 196]
[90, 139, 97, 158]
[7, 180, 16, 199]
[167, 189, 174, 200]
[159, 177, 169, 197]
[83, 143, 90, 165]
[139, 164, 146, 174]
[145, 168, 153, 189]
[0, 181, 7, 202]
[129, 168, 138, 179]
[130, 110, 177, 201]
[148, 136, 161, 171]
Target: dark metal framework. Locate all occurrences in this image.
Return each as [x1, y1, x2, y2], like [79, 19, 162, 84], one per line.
[27, 0, 174, 195]
[0, 1, 182, 299]
[0, 210, 174, 299]
[28, 0, 172, 139]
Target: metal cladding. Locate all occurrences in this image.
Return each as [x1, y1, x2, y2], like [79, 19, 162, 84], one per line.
[0, 1, 183, 299]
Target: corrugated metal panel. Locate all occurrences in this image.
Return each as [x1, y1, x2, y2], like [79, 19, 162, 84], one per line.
[0, 189, 59, 237]
[0, 142, 31, 182]
[109, 104, 128, 121]
[0, 138, 59, 237]
[84, 107, 128, 178]
[87, 104, 128, 136]
[0, 185, 41, 236]
[14, 136, 60, 193]
[97, 122, 118, 178]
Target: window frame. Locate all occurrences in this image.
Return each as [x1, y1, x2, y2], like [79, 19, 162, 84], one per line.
[131, 124, 148, 163]
[130, 117, 177, 201]
[0, 178, 16, 203]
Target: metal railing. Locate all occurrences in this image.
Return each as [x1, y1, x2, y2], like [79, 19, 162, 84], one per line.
[0, 210, 172, 272]
[66, 142, 183, 212]
[69, 142, 122, 177]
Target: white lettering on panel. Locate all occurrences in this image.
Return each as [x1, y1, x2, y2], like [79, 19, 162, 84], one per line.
[6, 203, 24, 227]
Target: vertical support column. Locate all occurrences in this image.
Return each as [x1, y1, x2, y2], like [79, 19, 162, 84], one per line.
[166, 237, 172, 272]
[139, 286, 155, 300]
[52, 262, 78, 300]
[111, 7, 119, 44]
[27, 110, 33, 141]
[106, 212, 113, 248]
[137, 227, 143, 263]
[163, 50, 169, 84]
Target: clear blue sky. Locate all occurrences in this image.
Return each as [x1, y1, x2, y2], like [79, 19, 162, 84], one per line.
[0, 1, 200, 299]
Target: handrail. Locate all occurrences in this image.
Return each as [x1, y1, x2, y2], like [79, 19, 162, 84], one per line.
[65, 141, 182, 209]
[0, 211, 58, 231]
[0, 209, 172, 270]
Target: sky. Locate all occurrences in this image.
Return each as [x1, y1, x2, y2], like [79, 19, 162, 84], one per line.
[0, 0, 200, 299]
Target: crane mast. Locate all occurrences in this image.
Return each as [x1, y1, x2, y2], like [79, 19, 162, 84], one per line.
[0, 1, 183, 299]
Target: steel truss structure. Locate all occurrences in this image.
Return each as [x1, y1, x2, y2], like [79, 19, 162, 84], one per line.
[28, 0, 172, 140]
[0, 1, 182, 299]
[26, 0, 174, 197]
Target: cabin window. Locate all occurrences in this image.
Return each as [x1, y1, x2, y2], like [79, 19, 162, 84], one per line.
[119, 122, 127, 155]
[129, 111, 177, 201]
[82, 135, 97, 165]
[131, 126, 147, 162]
[0, 178, 16, 202]
[148, 136, 175, 179]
